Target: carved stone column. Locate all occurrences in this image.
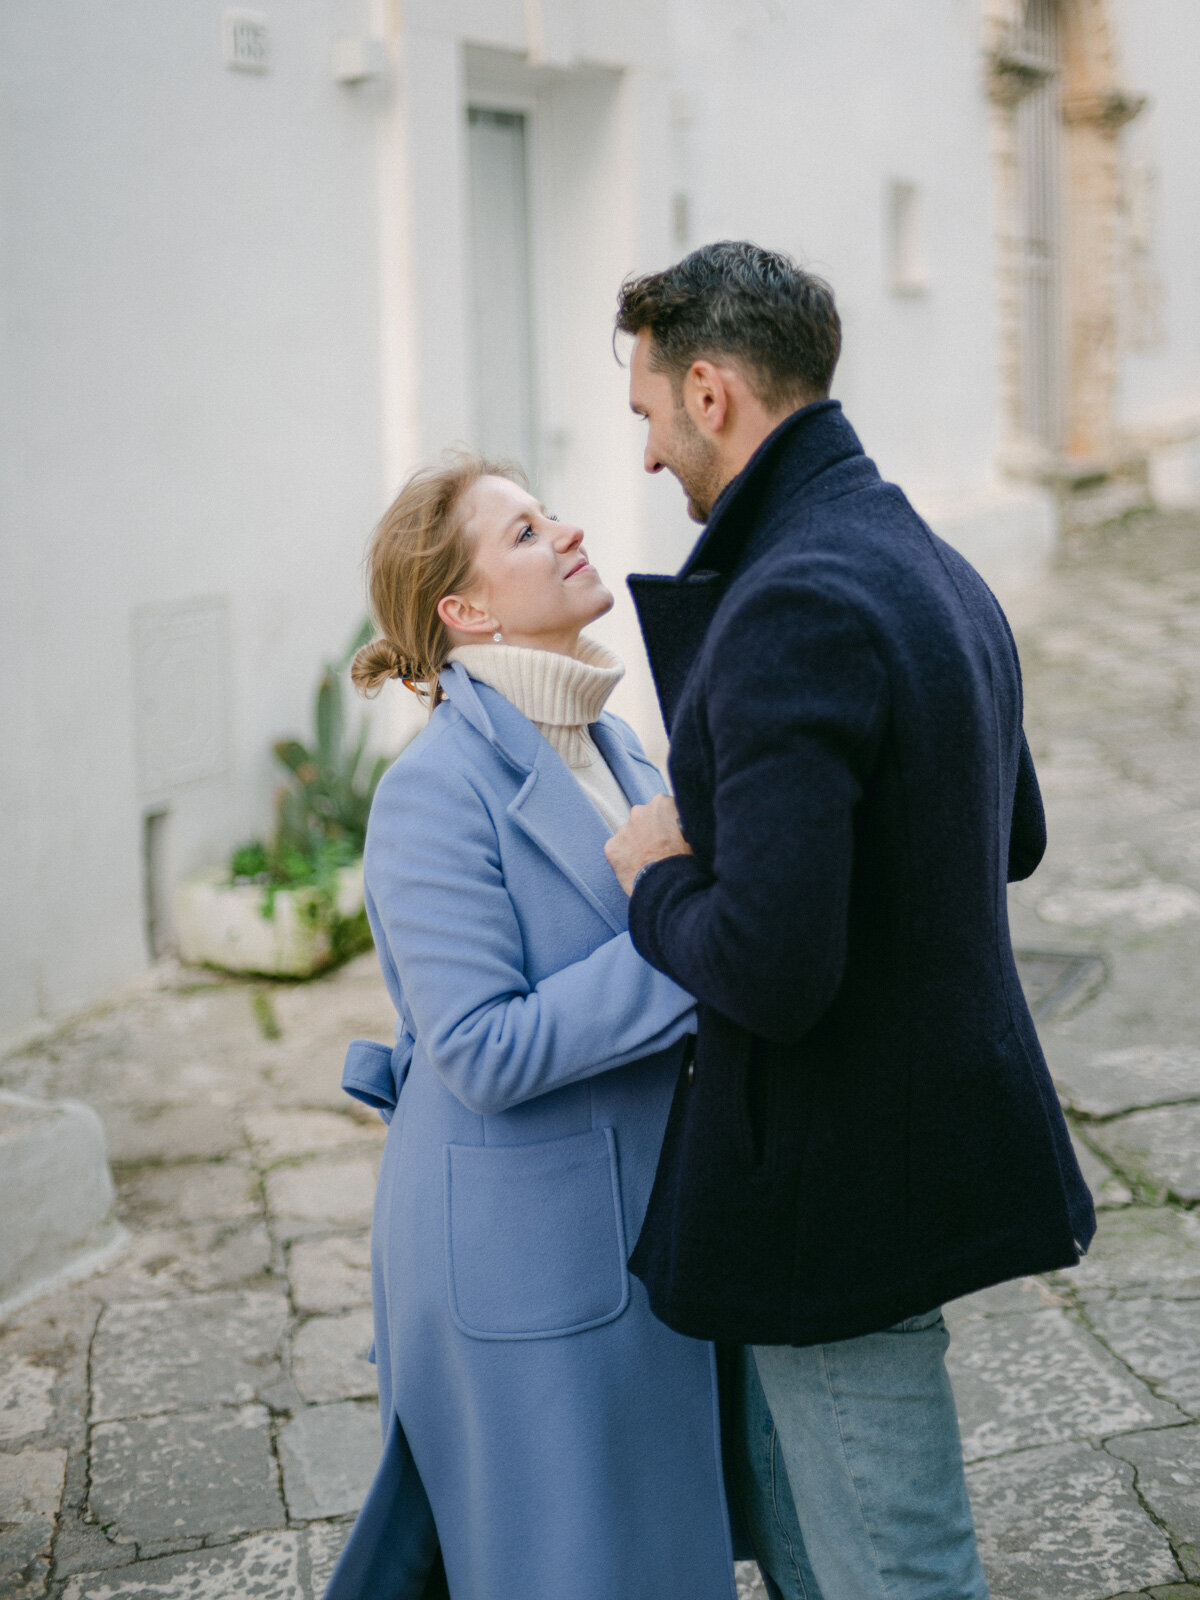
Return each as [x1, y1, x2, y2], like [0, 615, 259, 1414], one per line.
[1060, 85, 1146, 461]
[986, 18, 1046, 463]
[983, 0, 1147, 479]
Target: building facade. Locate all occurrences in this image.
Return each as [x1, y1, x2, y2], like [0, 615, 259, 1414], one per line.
[2, 0, 1197, 1040]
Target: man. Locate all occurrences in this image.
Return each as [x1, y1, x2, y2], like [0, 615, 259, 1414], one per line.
[604, 242, 1095, 1600]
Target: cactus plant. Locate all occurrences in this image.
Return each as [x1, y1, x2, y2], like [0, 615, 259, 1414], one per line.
[229, 619, 398, 947]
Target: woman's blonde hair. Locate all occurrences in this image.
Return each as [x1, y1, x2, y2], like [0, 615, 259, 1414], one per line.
[352, 451, 524, 708]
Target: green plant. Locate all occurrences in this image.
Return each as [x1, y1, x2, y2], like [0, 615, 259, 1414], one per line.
[230, 619, 395, 952]
[271, 617, 391, 868]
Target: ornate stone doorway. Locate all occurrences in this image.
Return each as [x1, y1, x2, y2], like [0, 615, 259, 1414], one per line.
[986, 0, 1145, 479]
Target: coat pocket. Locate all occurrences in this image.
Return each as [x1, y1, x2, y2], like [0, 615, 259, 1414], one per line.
[443, 1128, 630, 1340]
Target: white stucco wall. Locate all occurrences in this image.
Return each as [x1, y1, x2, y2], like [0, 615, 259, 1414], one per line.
[0, 1, 387, 1037]
[0, 0, 688, 1039]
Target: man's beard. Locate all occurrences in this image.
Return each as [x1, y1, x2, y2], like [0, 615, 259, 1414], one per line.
[667, 405, 723, 523]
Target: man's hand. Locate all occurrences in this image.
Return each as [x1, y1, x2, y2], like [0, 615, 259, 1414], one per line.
[605, 793, 693, 895]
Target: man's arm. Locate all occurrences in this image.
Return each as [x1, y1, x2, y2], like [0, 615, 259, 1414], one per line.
[624, 574, 888, 1045]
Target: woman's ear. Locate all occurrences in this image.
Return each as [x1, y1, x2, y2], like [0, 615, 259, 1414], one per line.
[437, 593, 496, 637]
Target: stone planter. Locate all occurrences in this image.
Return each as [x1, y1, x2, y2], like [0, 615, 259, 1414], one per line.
[175, 861, 367, 979]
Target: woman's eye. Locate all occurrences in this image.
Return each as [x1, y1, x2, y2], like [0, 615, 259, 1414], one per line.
[546, 513, 559, 522]
[517, 524, 534, 542]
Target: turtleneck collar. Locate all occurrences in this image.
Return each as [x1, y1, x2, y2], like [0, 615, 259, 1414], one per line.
[445, 635, 624, 769]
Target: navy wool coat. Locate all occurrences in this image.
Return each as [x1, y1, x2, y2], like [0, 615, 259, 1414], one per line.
[626, 401, 1096, 1348]
[323, 662, 738, 1600]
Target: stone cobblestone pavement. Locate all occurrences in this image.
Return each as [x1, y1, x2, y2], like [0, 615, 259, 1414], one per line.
[2, 509, 1199, 1600]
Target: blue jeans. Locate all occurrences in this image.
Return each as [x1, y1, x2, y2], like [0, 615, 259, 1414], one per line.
[726, 1310, 989, 1600]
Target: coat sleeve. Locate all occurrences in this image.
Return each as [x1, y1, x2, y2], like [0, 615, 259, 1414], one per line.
[629, 572, 888, 1045]
[364, 760, 696, 1116]
[1007, 731, 1047, 882]
[994, 603, 1047, 882]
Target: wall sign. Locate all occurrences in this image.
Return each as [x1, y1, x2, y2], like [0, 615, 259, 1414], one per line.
[223, 10, 269, 74]
[131, 596, 231, 800]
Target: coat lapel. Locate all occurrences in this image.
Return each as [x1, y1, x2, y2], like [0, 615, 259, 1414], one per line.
[626, 571, 725, 734]
[439, 663, 635, 935]
[628, 401, 873, 734]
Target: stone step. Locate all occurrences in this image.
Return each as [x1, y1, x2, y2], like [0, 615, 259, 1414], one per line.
[0, 1091, 126, 1319]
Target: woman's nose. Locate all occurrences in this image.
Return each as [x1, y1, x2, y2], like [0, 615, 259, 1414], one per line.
[555, 523, 584, 551]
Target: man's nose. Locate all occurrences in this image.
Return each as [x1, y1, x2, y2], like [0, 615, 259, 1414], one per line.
[643, 442, 663, 475]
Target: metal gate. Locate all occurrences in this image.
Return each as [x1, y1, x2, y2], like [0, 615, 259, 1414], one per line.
[1016, 0, 1065, 454]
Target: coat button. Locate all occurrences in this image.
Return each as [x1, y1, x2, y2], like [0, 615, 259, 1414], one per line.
[687, 1061, 695, 1086]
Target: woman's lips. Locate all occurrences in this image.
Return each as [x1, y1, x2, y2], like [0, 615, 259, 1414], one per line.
[565, 557, 592, 579]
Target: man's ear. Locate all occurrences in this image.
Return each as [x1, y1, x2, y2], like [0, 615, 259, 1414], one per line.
[682, 360, 730, 438]
[437, 593, 496, 636]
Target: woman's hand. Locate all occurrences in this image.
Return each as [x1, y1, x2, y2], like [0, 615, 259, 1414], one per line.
[605, 794, 693, 895]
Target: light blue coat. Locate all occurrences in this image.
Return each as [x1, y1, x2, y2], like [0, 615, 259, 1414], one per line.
[324, 661, 737, 1600]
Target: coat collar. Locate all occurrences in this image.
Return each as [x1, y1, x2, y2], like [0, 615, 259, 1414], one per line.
[679, 398, 869, 579]
[625, 402, 874, 733]
[438, 661, 662, 934]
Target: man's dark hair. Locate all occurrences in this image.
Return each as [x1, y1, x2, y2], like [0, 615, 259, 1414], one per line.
[615, 240, 841, 410]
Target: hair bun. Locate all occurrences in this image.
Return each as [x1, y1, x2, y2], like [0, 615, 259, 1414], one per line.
[351, 636, 426, 698]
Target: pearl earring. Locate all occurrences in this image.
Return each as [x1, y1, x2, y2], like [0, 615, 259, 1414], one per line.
[493, 630, 503, 643]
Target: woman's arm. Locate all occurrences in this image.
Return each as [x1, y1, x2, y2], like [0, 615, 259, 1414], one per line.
[365, 760, 696, 1117]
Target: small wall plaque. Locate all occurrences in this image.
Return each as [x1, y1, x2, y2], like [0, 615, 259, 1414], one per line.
[332, 35, 389, 85]
[131, 596, 231, 800]
[887, 179, 929, 297]
[223, 10, 269, 74]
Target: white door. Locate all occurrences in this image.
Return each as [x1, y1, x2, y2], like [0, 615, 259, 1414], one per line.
[466, 107, 537, 480]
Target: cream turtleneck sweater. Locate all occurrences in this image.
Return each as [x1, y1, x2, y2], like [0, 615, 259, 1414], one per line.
[445, 636, 633, 833]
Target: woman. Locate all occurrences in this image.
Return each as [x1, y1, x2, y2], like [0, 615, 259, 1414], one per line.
[323, 454, 738, 1600]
